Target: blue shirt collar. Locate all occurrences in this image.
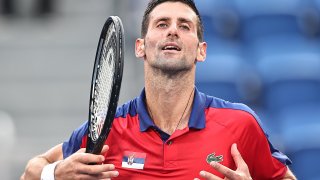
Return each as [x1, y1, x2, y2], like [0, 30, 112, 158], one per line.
[137, 87, 206, 132]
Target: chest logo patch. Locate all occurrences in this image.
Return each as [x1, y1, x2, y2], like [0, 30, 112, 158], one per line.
[122, 151, 146, 170]
[206, 152, 223, 164]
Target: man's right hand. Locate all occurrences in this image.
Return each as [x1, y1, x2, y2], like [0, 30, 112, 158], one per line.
[55, 145, 119, 180]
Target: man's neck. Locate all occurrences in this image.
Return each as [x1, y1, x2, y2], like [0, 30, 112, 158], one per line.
[144, 68, 195, 135]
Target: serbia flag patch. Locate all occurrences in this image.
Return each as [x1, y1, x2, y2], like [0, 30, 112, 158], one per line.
[122, 151, 146, 170]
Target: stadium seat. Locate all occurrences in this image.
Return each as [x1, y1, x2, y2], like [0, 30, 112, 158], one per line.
[234, 0, 300, 19]
[240, 13, 308, 64]
[197, 0, 240, 41]
[277, 104, 320, 150]
[241, 14, 300, 42]
[196, 54, 261, 104]
[274, 103, 320, 179]
[288, 147, 320, 180]
[235, 0, 318, 63]
[195, 1, 250, 103]
[256, 53, 320, 112]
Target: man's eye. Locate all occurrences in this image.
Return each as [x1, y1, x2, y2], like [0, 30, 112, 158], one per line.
[180, 25, 190, 30]
[157, 23, 168, 28]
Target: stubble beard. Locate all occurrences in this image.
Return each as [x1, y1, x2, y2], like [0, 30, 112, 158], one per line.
[150, 56, 195, 78]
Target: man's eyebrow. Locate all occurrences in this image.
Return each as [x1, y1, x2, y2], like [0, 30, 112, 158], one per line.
[154, 17, 170, 23]
[177, 17, 193, 24]
[153, 17, 193, 24]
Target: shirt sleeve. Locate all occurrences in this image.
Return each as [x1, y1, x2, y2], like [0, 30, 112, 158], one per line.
[62, 121, 88, 159]
[238, 112, 291, 180]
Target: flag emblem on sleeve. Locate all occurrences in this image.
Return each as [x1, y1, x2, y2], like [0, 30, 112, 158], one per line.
[122, 151, 146, 169]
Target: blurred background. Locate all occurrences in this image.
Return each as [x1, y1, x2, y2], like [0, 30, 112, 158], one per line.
[0, 0, 319, 179]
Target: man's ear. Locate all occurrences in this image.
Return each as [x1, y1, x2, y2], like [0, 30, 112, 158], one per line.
[135, 38, 145, 58]
[196, 42, 207, 62]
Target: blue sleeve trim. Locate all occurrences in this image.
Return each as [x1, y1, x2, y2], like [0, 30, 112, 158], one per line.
[269, 141, 292, 165]
[62, 122, 88, 159]
[115, 98, 138, 118]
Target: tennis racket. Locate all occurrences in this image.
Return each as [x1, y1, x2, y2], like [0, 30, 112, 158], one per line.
[86, 16, 124, 155]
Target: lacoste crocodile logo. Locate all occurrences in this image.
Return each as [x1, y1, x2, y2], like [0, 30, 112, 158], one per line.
[206, 152, 223, 164]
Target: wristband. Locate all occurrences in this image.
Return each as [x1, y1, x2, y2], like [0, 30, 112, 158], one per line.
[41, 160, 62, 180]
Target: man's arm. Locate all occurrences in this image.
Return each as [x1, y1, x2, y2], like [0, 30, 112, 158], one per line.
[282, 167, 296, 180]
[21, 143, 63, 180]
[21, 144, 119, 180]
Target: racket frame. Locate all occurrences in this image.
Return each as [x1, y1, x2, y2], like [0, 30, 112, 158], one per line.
[86, 16, 124, 154]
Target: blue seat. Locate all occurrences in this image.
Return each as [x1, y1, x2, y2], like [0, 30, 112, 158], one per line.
[256, 53, 320, 112]
[196, 0, 237, 16]
[196, 54, 260, 103]
[295, 0, 320, 37]
[262, 79, 320, 113]
[241, 14, 301, 42]
[196, 55, 241, 102]
[238, 2, 320, 61]
[197, 0, 240, 40]
[274, 103, 320, 179]
[276, 104, 320, 150]
[288, 147, 320, 180]
[237, 6, 319, 63]
[234, 0, 300, 18]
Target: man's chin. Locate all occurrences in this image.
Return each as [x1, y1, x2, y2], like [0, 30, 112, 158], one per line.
[152, 63, 191, 77]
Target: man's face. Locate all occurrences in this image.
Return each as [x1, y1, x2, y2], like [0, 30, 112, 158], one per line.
[138, 2, 206, 74]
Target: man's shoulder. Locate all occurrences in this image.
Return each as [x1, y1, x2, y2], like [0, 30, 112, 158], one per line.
[204, 94, 261, 126]
[202, 95, 268, 140]
[205, 95, 253, 114]
[115, 97, 139, 119]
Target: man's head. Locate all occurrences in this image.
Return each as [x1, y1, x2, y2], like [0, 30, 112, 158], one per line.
[141, 0, 204, 42]
[135, 0, 207, 75]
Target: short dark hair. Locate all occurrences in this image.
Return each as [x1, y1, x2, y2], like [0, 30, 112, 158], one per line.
[141, 0, 204, 42]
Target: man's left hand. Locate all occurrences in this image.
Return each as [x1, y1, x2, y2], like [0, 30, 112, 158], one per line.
[194, 143, 252, 180]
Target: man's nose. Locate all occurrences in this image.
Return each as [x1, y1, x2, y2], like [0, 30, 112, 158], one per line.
[167, 24, 179, 38]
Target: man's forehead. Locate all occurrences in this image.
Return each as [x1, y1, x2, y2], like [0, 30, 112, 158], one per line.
[149, 1, 197, 22]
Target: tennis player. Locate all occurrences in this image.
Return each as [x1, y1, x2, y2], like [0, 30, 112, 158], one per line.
[21, 0, 296, 179]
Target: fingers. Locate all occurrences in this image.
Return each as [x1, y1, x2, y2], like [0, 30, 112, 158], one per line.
[210, 161, 236, 179]
[78, 163, 115, 174]
[76, 164, 119, 179]
[76, 145, 109, 155]
[76, 147, 86, 153]
[231, 143, 242, 166]
[97, 170, 119, 178]
[56, 157, 119, 179]
[212, 143, 250, 179]
[80, 153, 105, 164]
[199, 160, 246, 180]
[101, 145, 109, 154]
[55, 145, 119, 180]
[75, 170, 119, 179]
[100, 145, 110, 157]
[74, 145, 110, 165]
[231, 143, 249, 171]
[197, 170, 223, 180]
[196, 144, 252, 180]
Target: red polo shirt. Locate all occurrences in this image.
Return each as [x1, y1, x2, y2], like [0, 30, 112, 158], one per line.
[63, 88, 291, 179]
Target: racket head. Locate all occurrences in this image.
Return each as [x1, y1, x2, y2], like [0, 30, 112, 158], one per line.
[86, 16, 124, 154]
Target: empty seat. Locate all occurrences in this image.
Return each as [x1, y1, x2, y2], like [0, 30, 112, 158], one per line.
[277, 104, 320, 151]
[196, 54, 261, 103]
[256, 53, 320, 112]
[241, 13, 301, 42]
[288, 147, 320, 180]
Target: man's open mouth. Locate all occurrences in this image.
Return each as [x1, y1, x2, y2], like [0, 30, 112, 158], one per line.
[162, 44, 181, 51]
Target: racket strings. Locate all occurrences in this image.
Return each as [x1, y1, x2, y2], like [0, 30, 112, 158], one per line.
[90, 24, 117, 141]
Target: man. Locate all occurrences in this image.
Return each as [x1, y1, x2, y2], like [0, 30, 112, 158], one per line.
[21, 0, 296, 179]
